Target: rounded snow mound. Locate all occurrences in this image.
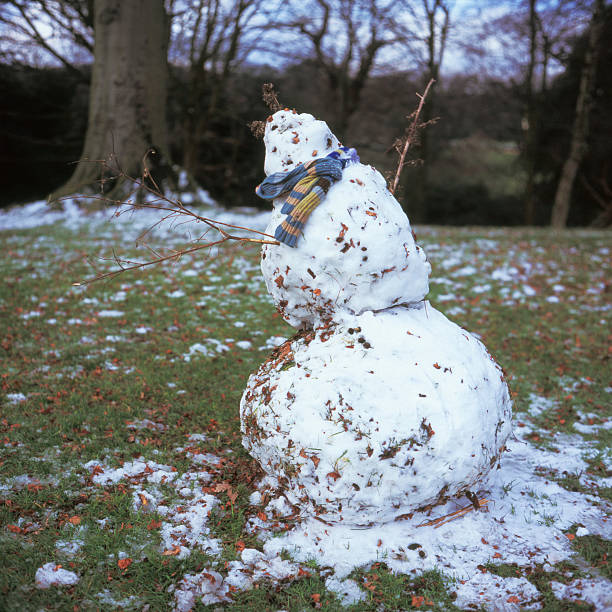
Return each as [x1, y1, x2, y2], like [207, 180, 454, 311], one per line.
[240, 304, 512, 526]
[260, 111, 430, 328]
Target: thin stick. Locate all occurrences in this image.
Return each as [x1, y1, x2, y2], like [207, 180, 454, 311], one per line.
[73, 236, 278, 286]
[66, 163, 279, 286]
[416, 497, 489, 529]
[390, 78, 436, 196]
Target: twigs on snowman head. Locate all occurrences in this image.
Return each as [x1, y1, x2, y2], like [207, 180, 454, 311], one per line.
[69, 151, 279, 287]
[249, 83, 284, 139]
[389, 78, 437, 196]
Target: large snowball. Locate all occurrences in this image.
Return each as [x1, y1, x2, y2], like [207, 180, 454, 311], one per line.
[260, 111, 431, 329]
[240, 304, 513, 526]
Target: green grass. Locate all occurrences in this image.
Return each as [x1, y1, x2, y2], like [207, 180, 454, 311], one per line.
[1, 219, 610, 609]
[485, 561, 593, 611]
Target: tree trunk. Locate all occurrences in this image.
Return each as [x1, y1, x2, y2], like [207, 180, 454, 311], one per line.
[50, 0, 170, 204]
[522, 0, 539, 226]
[410, 0, 449, 224]
[182, 82, 207, 177]
[550, 0, 604, 228]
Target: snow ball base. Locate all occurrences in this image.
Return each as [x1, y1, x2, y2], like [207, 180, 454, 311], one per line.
[241, 303, 512, 525]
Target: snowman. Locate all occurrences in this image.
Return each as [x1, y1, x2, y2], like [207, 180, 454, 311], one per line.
[240, 110, 512, 527]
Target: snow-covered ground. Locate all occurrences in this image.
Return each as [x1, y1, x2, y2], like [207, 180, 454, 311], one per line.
[23, 420, 612, 609]
[2, 197, 610, 610]
[0, 192, 270, 237]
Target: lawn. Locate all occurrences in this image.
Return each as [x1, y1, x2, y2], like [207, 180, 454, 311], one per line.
[0, 202, 610, 610]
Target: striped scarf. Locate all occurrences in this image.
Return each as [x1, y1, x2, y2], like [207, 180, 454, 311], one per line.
[256, 147, 359, 247]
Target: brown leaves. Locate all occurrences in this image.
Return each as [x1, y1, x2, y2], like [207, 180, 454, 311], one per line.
[411, 595, 434, 608]
[201, 571, 218, 584]
[299, 449, 320, 469]
[212, 482, 238, 506]
[90, 465, 104, 477]
[162, 545, 181, 556]
[117, 558, 132, 571]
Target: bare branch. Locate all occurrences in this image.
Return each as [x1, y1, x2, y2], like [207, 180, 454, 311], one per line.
[389, 79, 436, 196]
[3, 0, 91, 78]
[69, 159, 279, 286]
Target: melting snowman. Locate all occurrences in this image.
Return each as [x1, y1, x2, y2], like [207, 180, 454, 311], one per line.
[241, 110, 512, 527]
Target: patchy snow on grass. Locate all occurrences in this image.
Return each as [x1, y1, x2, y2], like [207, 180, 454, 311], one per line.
[157, 490, 222, 559]
[6, 392, 26, 404]
[35, 562, 80, 589]
[96, 589, 143, 608]
[97, 309, 125, 318]
[259, 335, 288, 350]
[172, 569, 231, 610]
[182, 338, 230, 361]
[550, 577, 612, 610]
[84, 458, 177, 486]
[55, 538, 85, 558]
[325, 576, 367, 605]
[0, 195, 270, 245]
[125, 418, 167, 432]
[252, 429, 611, 609]
[3, 198, 609, 610]
[71, 417, 609, 609]
[454, 573, 541, 611]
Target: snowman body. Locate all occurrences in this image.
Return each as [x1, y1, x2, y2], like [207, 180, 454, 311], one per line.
[241, 110, 512, 526]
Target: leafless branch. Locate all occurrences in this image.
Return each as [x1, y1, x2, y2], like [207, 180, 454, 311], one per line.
[389, 78, 436, 196]
[69, 156, 279, 286]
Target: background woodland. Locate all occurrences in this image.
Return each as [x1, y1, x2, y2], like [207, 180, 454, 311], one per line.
[0, 0, 610, 227]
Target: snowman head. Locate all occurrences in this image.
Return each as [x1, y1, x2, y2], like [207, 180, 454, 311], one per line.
[263, 110, 341, 176]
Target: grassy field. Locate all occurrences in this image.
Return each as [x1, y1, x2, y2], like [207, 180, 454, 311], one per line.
[0, 212, 610, 610]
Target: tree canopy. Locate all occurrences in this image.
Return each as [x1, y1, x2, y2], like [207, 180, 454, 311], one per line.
[0, 0, 609, 226]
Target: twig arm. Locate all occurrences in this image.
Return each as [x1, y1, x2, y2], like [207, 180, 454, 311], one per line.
[389, 78, 436, 196]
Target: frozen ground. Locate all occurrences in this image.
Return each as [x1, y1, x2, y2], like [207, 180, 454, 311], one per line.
[1, 199, 610, 610]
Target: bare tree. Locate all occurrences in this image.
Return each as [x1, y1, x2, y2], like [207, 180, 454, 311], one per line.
[289, 0, 402, 136]
[49, 0, 170, 203]
[551, 0, 605, 228]
[169, 0, 277, 178]
[522, 0, 593, 224]
[0, 0, 93, 77]
[473, 0, 594, 224]
[390, 0, 452, 221]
